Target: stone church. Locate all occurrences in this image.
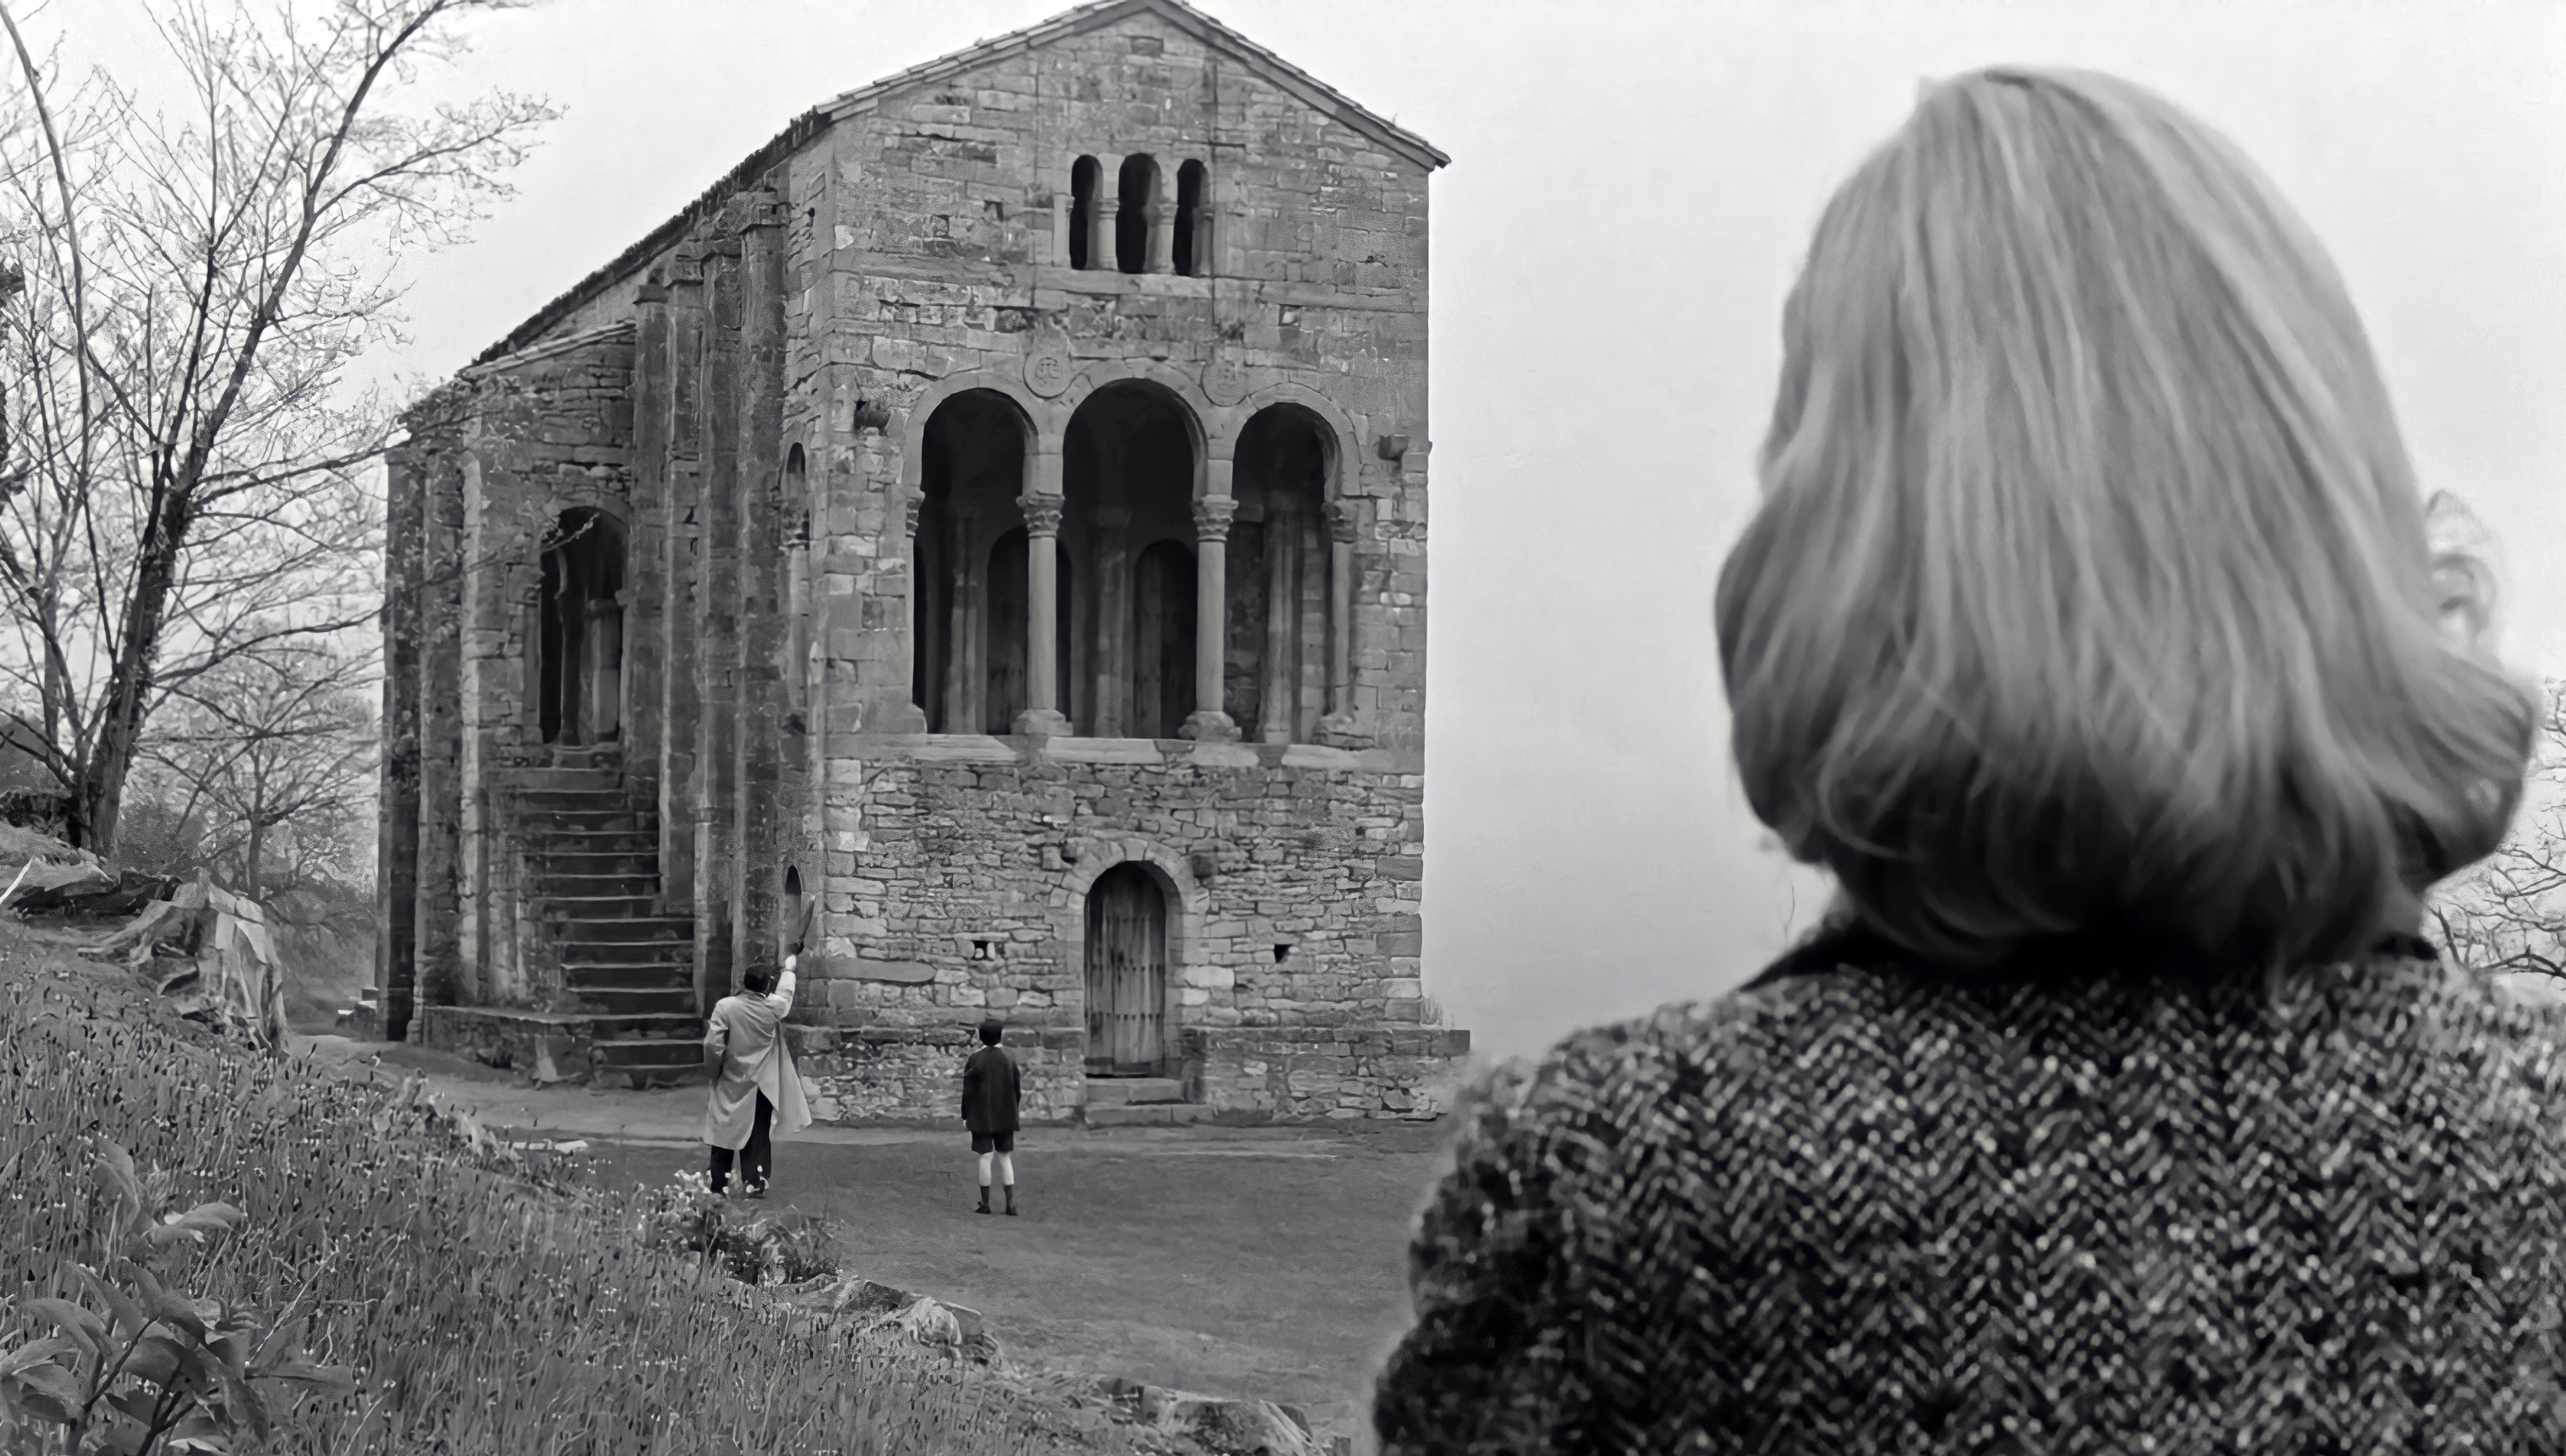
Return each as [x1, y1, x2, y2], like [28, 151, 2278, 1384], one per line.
[373, 0, 1465, 1125]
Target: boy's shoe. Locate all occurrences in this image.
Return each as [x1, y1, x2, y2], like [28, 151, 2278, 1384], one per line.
[745, 1184, 767, 1200]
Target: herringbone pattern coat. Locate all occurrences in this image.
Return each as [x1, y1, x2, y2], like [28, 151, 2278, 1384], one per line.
[1373, 930, 2566, 1454]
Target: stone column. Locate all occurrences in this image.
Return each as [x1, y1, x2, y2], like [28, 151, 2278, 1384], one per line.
[376, 444, 424, 1040]
[1324, 496, 1359, 727]
[1091, 179, 1120, 273]
[1261, 493, 1300, 744]
[899, 492, 921, 719]
[697, 228, 744, 999]
[659, 247, 707, 922]
[733, 194, 787, 984]
[1145, 172, 1175, 274]
[1181, 495, 1240, 742]
[413, 438, 467, 1019]
[623, 284, 669, 801]
[942, 507, 977, 732]
[1016, 487, 1071, 737]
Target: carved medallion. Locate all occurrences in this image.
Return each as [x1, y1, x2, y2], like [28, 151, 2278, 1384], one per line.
[1023, 323, 1074, 398]
[1201, 356, 1250, 407]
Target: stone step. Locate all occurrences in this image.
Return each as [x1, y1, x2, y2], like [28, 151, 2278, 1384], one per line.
[560, 968, 691, 991]
[589, 1012, 699, 1039]
[516, 787, 635, 807]
[497, 767, 623, 793]
[520, 808, 655, 833]
[1086, 1077, 1185, 1107]
[545, 913, 691, 942]
[522, 828, 659, 854]
[1083, 1104, 1209, 1128]
[531, 871, 660, 898]
[562, 984, 698, 1016]
[535, 846, 658, 871]
[537, 895, 660, 918]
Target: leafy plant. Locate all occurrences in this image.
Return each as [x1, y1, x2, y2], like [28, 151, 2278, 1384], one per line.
[634, 1172, 843, 1287]
[0, 1137, 355, 1455]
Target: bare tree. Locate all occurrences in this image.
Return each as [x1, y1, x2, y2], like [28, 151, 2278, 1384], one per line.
[2429, 680, 2566, 979]
[118, 644, 377, 909]
[0, 0, 550, 853]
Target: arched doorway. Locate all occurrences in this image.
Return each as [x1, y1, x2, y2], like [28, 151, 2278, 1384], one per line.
[1084, 862, 1169, 1075]
[537, 507, 626, 745]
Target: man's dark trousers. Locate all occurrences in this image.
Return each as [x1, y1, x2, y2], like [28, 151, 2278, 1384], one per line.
[709, 1091, 774, 1193]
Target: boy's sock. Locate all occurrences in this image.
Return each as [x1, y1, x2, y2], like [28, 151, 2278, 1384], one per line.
[976, 1184, 991, 1214]
[1004, 1183, 1017, 1216]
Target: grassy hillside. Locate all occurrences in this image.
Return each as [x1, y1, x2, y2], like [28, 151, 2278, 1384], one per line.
[0, 918, 1136, 1455]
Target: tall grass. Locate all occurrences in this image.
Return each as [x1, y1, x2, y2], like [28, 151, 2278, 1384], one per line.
[0, 927, 1118, 1455]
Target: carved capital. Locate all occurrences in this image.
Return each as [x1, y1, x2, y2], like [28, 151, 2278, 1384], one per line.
[737, 192, 787, 232]
[1191, 495, 1237, 541]
[1326, 496, 1361, 545]
[635, 277, 670, 305]
[667, 250, 705, 287]
[1018, 493, 1064, 536]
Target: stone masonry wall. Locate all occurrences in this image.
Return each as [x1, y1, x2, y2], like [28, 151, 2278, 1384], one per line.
[779, 734, 1436, 1122]
[1184, 1026, 1470, 1122]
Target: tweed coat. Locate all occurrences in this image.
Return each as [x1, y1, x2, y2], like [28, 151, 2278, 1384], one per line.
[1372, 927, 2566, 1455]
[701, 963, 814, 1150]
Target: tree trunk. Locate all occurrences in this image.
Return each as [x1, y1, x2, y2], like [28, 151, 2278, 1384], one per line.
[82, 494, 192, 857]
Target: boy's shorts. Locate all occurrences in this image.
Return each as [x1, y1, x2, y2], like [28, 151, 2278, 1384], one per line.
[972, 1131, 1015, 1155]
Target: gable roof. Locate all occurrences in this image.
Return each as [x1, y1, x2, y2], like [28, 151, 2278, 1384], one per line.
[462, 0, 1441, 371]
[823, 0, 1449, 172]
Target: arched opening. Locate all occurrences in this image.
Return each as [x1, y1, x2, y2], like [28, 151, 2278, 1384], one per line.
[1068, 155, 1100, 271]
[1115, 154, 1159, 274]
[1174, 160, 1209, 277]
[1230, 407, 1333, 742]
[537, 507, 627, 746]
[913, 389, 1034, 734]
[982, 527, 1073, 734]
[1084, 862, 1169, 1075]
[783, 444, 811, 716]
[1063, 381, 1201, 737]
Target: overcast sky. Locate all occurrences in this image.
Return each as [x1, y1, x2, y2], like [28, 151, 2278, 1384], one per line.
[66, 0, 2566, 1060]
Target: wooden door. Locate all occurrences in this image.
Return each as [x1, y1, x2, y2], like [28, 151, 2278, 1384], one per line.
[1084, 864, 1167, 1075]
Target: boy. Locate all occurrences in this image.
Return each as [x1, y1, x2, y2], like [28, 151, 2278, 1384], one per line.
[962, 1016, 1021, 1216]
[702, 951, 813, 1197]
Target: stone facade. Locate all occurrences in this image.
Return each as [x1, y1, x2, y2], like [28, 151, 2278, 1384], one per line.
[374, 0, 1464, 1124]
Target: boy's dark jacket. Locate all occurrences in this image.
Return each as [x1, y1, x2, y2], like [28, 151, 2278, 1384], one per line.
[962, 1045, 1021, 1135]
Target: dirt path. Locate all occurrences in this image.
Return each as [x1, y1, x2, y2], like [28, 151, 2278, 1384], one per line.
[301, 1034, 1452, 1446]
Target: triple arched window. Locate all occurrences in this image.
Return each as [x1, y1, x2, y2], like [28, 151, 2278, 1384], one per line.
[1068, 155, 1211, 276]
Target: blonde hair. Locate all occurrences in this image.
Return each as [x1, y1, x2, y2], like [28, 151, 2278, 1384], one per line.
[1717, 66, 2536, 976]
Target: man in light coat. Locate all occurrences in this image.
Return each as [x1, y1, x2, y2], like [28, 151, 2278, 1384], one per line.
[701, 952, 813, 1197]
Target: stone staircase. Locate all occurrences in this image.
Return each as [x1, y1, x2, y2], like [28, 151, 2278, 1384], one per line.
[514, 748, 702, 1087]
[1083, 1076, 1205, 1127]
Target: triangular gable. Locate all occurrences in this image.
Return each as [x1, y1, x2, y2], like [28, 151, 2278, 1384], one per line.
[821, 0, 1449, 172]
